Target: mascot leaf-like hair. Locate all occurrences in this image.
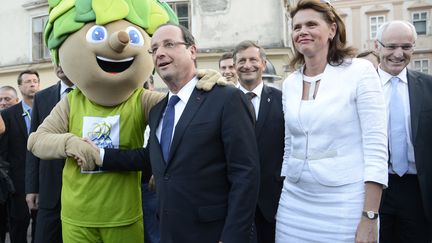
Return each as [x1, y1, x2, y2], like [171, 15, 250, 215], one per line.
[42, 0, 179, 106]
[45, 0, 178, 64]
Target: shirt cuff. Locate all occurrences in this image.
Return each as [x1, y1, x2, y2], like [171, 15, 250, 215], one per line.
[99, 148, 105, 166]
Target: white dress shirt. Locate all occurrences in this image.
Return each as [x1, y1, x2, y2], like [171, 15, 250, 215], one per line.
[155, 77, 198, 143]
[60, 81, 75, 99]
[378, 67, 417, 174]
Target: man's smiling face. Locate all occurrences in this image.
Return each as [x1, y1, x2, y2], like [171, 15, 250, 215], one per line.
[375, 22, 415, 76]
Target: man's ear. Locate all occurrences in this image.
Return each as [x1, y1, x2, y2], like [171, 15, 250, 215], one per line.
[373, 40, 380, 51]
[190, 44, 197, 60]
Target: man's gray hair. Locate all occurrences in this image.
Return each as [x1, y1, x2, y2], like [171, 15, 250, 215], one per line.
[375, 20, 418, 42]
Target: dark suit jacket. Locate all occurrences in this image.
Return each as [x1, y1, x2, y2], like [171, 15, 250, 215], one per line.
[407, 69, 432, 221]
[25, 82, 64, 209]
[0, 102, 28, 197]
[104, 85, 260, 243]
[255, 85, 284, 222]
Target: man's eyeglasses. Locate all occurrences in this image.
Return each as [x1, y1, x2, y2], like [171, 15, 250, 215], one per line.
[377, 40, 415, 51]
[148, 41, 189, 55]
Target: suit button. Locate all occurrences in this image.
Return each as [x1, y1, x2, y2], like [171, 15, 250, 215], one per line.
[164, 174, 170, 180]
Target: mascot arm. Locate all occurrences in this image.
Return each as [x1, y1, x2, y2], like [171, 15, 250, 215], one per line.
[27, 97, 71, 159]
[141, 90, 165, 120]
[196, 69, 231, 91]
[27, 98, 98, 170]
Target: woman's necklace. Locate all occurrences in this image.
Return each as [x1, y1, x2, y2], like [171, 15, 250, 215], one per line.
[303, 73, 323, 100]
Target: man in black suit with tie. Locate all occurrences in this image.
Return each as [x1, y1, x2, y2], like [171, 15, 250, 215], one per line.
[97, 23, 260, 243]
[0, 70, 40, 243]
[233, 40, 284, 243]
[25, 66, 73, 243]
[375, 20, 432, 242]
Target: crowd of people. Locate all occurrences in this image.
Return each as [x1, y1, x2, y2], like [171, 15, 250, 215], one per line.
[1, 0, 431, 242]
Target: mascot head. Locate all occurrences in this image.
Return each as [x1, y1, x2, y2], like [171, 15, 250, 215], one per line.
[44, 0, 178, 106]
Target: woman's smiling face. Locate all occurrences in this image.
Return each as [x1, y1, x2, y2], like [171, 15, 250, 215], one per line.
[292, 8, 336, 59]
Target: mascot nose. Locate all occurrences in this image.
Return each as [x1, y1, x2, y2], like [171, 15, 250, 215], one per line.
[109, 31, 129, 53]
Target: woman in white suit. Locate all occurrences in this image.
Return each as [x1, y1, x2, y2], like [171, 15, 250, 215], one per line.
[276, 0, 388, 242]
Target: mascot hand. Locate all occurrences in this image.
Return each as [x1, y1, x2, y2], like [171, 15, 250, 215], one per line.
[196, 69, 232, 91]
[65, 136, 99, 170]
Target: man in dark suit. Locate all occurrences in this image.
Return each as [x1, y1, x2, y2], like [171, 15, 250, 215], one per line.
[25, 67, 73, 243]
[0, 86, 19, 243]
[0, 86, 20, 111]
[375, 20, 432, 242]
[0, 70, 40, 243]
[97, 24, 260, 243]
[233, 40, 284, 243]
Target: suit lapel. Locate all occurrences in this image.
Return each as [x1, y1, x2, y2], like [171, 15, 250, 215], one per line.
[255, 85, 271, 138]
[149, 95, 168, 166]
[51, 82, 62, 104]
[45, 83, 62, 115]
[407, 70, 422, 143]
[14, 102, 28, 139]
[168, 88, 206, 164]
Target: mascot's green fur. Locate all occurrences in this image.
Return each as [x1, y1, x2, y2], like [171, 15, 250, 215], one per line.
[28, 0, 224, 241]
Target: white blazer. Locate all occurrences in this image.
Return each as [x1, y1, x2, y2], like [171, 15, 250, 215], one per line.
[281, 58, 388, 187]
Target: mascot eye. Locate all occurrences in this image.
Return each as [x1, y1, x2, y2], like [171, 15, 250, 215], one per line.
[86, 25, 107, 43]
[126, 26, 144, 46]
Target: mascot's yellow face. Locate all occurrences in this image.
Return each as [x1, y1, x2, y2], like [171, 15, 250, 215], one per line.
[59, 20, 153, 106]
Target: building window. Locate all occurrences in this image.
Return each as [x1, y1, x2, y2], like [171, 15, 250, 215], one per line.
[412, 11, 428, 35]
[167, 1, 191, 30]
[32, 15, 50, 61]
[369, 15, 385, 39]
[413, 59, 430, 74]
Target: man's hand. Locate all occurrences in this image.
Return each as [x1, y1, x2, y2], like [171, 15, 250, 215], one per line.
[148, 175, 156, 192]
[196, 69, 232, 91]
[25, 193, 39, 212]
[65, 136, 100, 170]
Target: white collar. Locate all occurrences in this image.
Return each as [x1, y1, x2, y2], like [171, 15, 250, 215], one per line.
[378, 67, 408, 85]
[168, 76, 198, 104]
[239, 81, 264, 98]
[60, 80, 75, 95]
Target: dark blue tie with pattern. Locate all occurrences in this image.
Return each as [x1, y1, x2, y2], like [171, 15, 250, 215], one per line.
[160, 95, 180, 162]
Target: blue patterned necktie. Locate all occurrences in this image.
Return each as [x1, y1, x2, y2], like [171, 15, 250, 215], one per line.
[160, 95, 180, 162]
[389, 77, 408, 176]
[24, 108, 31, 134]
